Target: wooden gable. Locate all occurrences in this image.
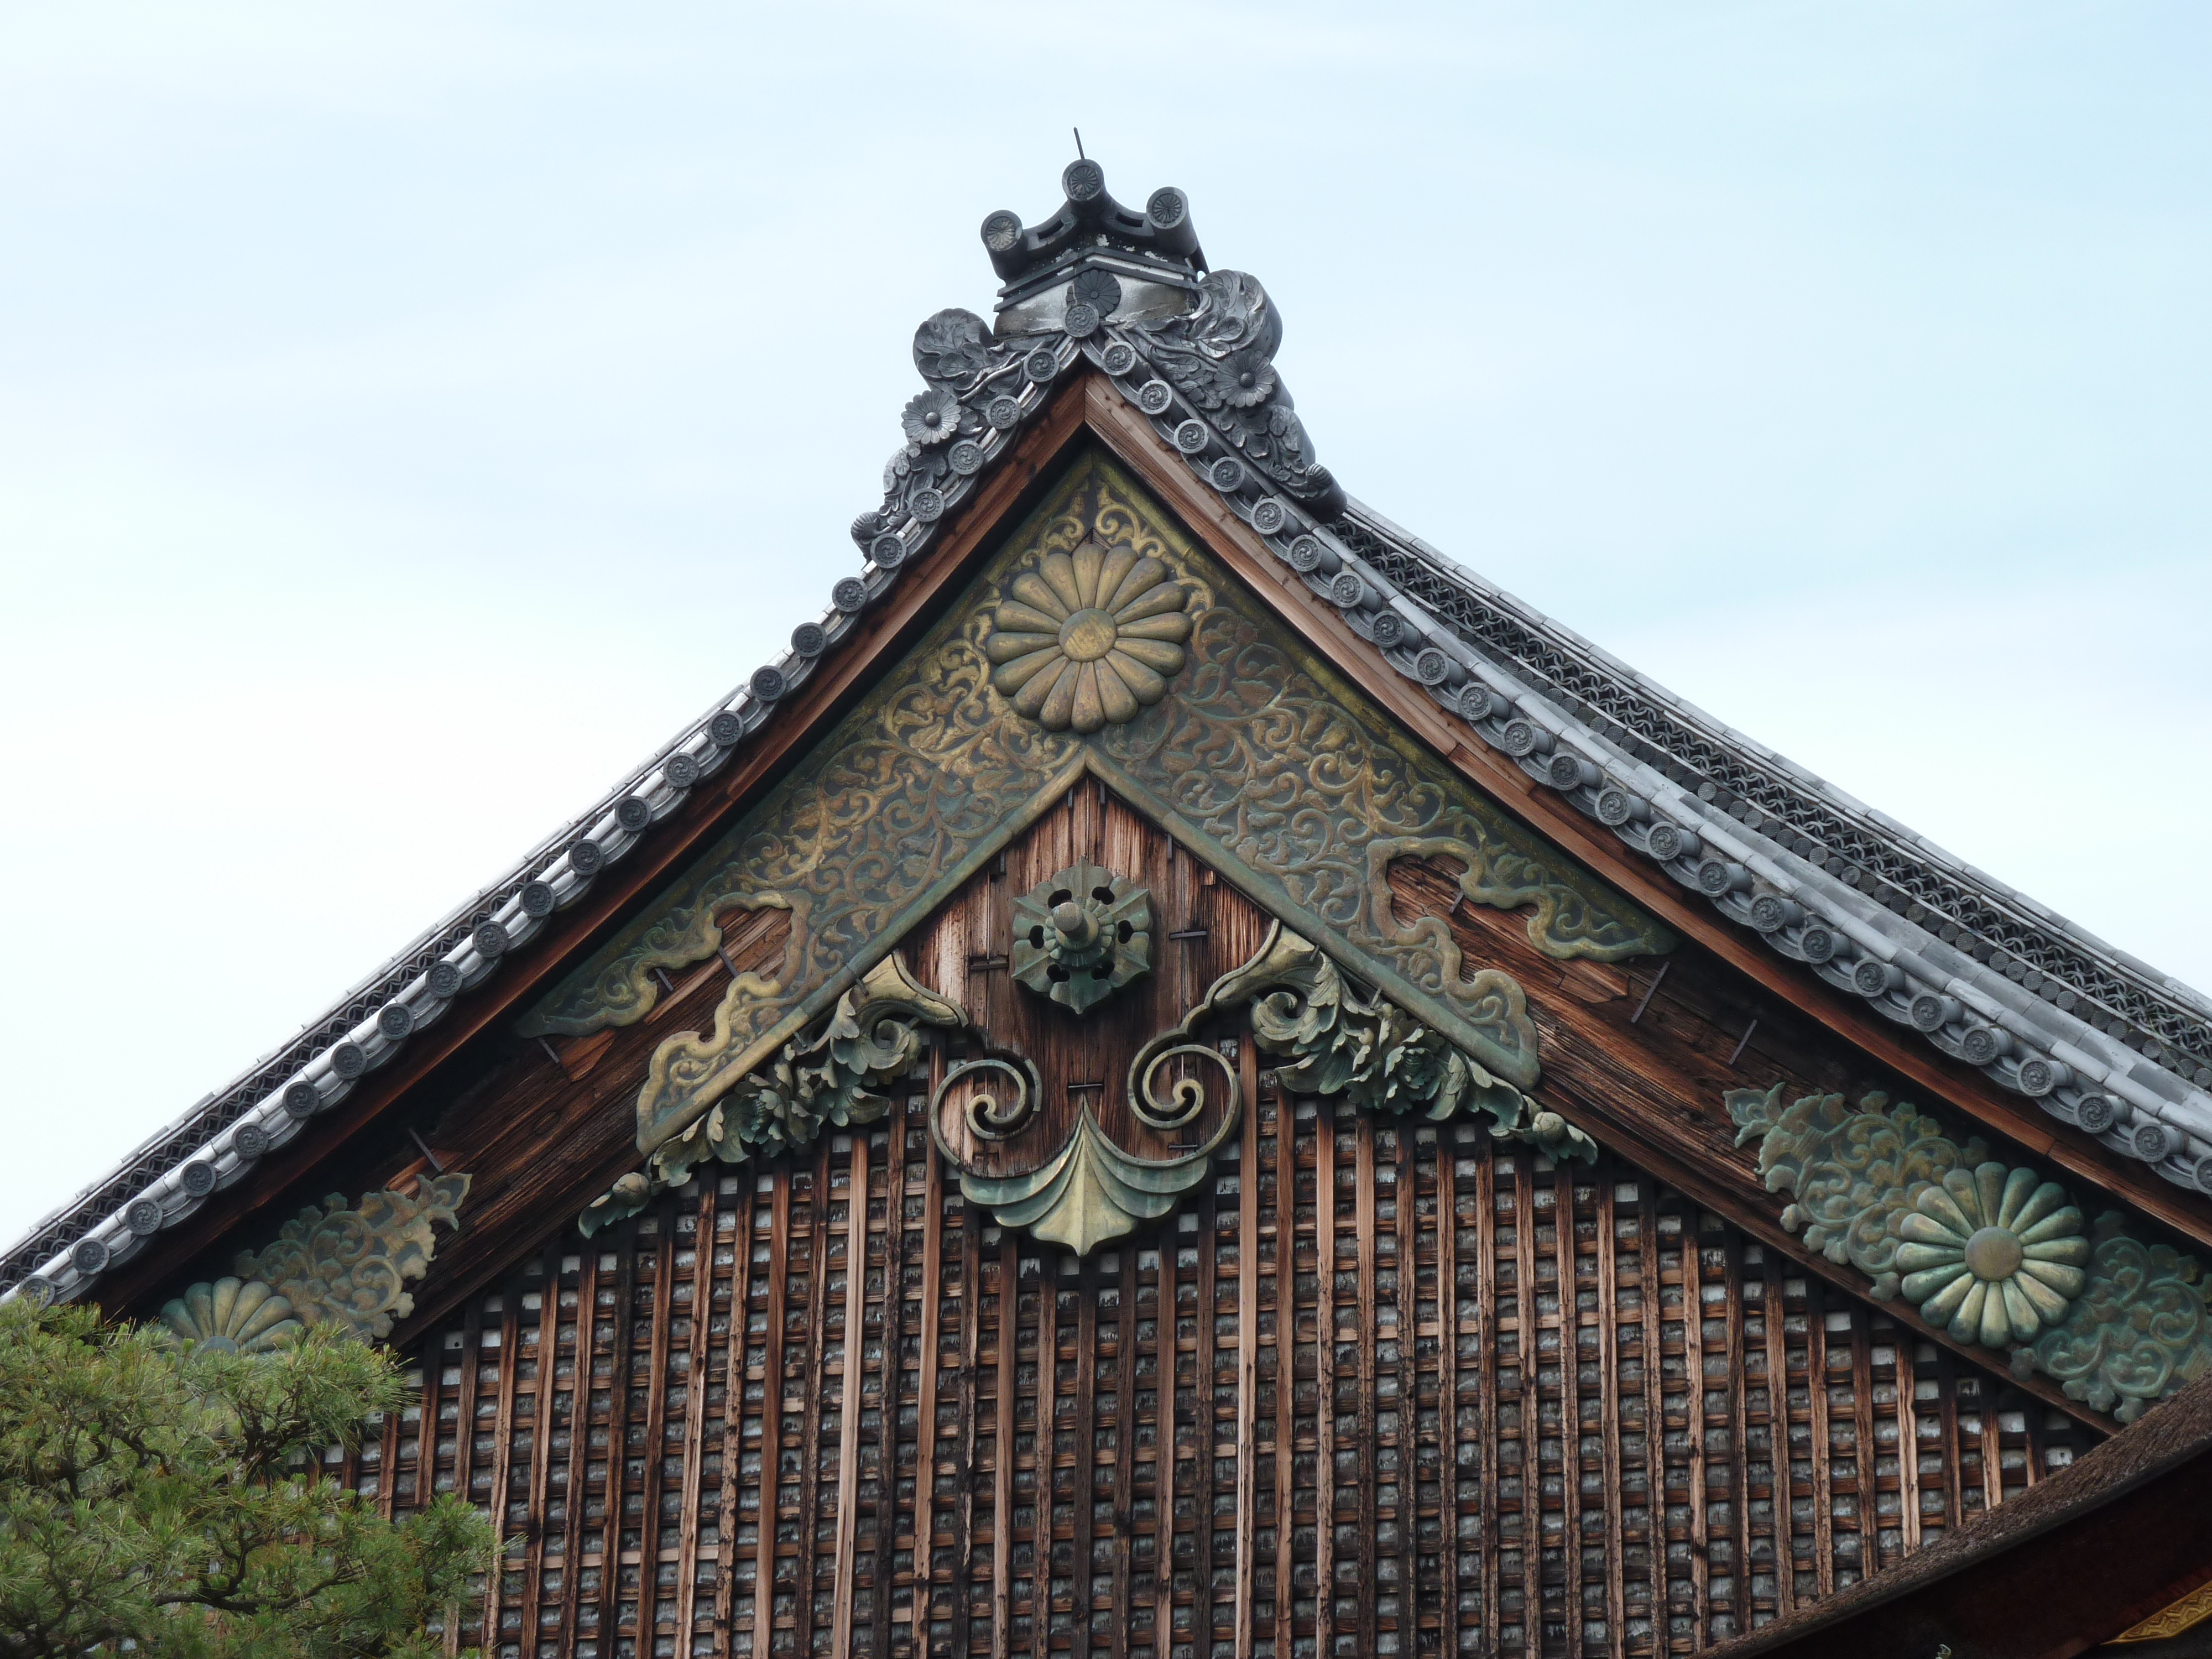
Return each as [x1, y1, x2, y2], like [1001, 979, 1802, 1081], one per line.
[78, 373, 2212, 1659]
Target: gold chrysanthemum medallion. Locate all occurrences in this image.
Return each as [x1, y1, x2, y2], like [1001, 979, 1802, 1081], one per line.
[982, 539, 1192, 732]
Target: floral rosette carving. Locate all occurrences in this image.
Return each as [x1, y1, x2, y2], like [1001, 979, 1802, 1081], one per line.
[1733, 1082, 2212, 1423]
[1728, 1085, 1981, 1297]
[1895, 1164, 2088, 1346]
[159, 1276, 302, 1354]
[983, 540, 1193, 732]
[160, 1175, 471, 1352]
[852, 308, 1033, 550]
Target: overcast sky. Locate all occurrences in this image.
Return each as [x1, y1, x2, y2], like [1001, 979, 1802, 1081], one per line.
[2, 2, 2206, 1246]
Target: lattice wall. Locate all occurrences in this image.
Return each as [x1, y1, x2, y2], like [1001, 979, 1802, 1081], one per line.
[342, 1058, 2095, 1659]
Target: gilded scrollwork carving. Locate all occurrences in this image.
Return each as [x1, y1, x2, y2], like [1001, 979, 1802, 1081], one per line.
[1009, 863, 1153, 1015]
[1223, 925, 1593, 1160]
[1729, 1082, 2212, 1422]
[580, 956, 964, 1235]
[160, 1173, 472, 1349]
[523, 453, 1667, 1173]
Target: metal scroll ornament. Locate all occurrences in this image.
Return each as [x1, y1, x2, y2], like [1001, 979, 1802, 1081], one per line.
[159, 1173, 472, 1350]
[522, 457, 1668, 1176]
[1010, 863, 1153, 1015]
[938, 924, 1593, 1258]
[1730, 1083, 2212, 1422]
[932, 1049, 1237, 1259]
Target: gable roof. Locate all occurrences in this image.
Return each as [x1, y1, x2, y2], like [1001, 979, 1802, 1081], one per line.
[11, 160, 2210, 1310]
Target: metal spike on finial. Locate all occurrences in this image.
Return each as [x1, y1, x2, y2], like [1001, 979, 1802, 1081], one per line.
[1073, 127, 1084, 160]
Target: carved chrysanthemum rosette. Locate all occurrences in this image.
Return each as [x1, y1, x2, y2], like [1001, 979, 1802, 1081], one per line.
[1896, 1162, 2088, 1347]
[1010, 862, 1152, 1015]
[982, 541, 1192, 732]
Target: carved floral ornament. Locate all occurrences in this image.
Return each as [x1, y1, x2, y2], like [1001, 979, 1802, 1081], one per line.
[522, 458, 1669, 1207]
[1729, 1083, 2212, 1422]
[981, 541, 1194, 732]
[583, 919, 1596, 1257]
[158, 1173, 471, 1352]
[1009, 862, 1152, 1015]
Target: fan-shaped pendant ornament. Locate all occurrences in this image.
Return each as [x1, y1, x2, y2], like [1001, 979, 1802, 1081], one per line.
[982, 540, 1192, 732]
[1010, 862, 1153, 1015]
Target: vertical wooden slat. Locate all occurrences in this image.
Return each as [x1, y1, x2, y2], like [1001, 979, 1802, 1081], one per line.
[378, 1391, 402, 1522]
[1595, 1173, 1624, 1654]
[519, 1244, 565, 1658]
[1806, 1278, 1835, 1599]
[1313, 1104, 1335, 1658]
[995, 1230, 1019, 1659]
[916, 1060, 945, 1657]
[1112, 1242, 1139, 1659]
[1722, 1234, 1752, 1639]
[1848, 1305, 1877, 1582]
[1896, 1329, 1923, 1557]
[712, 1193, 750, 1655]
[1557, 1161, 1583, 1659]
[1511, 1157, 1539, 1658]
[791, 1150, 833, 1656]
[1682, 1208, 1708, 1650]
[1036, 1240, 1058, 1659]
[555, 1246, 598, 1656]
[1353, 1116, 1379, 1659]
[1147, 1214, 1168, 1659]
[1478, 1144, 1503, 1655]
[1234, 1042, 1260, 1659]
[752, 1184, 789, 1659]
[449, 1295, 486, 1658]
[1433, 1124, 1451, 1655]
[873, 1107, 913, 1659]
[1193, 1171, 1219, 1659]
[637, 1204, 679, 1655]
[1936, 1348, 1964, 1534]
[951, 1198, 983, 1659]
[1392, 1126, 1417, 1659]
[833, 1139, 872, 1658]
[1633, 1186, 1661, 1650]
[675, 1184, 720, 1658]
[1272, 1087, 1297, 1659]
[1759, 1252, 1796, 1621]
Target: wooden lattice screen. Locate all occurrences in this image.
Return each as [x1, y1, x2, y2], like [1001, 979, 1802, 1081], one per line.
[340, 1062, 2093, 1659]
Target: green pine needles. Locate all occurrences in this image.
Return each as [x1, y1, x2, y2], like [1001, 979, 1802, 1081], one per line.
[0, 1297, 495, 1659]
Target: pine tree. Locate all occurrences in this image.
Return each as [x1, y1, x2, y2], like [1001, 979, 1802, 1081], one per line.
[0, 1297, 494, 1659]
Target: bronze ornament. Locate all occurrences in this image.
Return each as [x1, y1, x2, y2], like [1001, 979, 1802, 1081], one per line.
[522, 452, 1669, 1182]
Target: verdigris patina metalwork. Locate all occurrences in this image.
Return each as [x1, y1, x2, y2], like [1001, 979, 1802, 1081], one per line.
[580, 957, 963, 1235]
[939, 923, 1588, 1256]
[1237, 926, 1595, 1161]
[1009, 862, 1153, 1015]
[521, 453, 1670, 1179]
[159, 1173, 471, 1350]
[1729, 1082, 2211, 1422]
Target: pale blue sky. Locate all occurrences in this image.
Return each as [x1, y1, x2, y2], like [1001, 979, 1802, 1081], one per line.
[1, 2, 2206, 1242]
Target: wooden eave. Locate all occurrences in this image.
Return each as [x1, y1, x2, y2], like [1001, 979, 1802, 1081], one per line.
[103, 371, 2212, 1397]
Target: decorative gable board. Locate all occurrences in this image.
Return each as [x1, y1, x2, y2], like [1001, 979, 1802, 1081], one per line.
[65, 342, 2210, 1659]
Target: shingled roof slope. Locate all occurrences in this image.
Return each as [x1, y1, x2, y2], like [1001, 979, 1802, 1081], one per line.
[10, 160, 2209, 1308]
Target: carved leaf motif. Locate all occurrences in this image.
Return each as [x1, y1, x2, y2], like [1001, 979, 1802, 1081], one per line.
[161, 1173, 475, 1345]
[1730, 1082, 2212, 1422]
[524, 457, 1666, 1171]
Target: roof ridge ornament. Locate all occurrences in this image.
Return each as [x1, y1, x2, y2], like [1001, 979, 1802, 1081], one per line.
[980, 158, 1206, 314]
